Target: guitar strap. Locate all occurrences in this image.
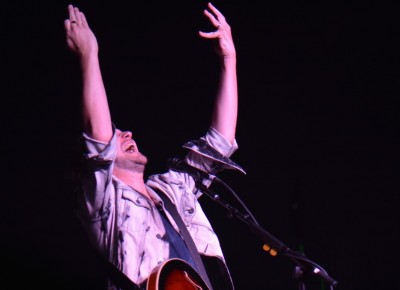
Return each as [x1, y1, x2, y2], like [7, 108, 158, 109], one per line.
[156, 189, 214, 290]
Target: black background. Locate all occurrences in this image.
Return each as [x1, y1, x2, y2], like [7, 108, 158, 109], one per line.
[2, 1, 399, 289]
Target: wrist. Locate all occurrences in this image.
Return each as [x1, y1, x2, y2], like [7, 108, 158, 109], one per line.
[221, 54, 236, 66]
[80, 48, 99, 62]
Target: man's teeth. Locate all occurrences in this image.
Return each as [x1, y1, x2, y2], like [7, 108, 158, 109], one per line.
[124, 143, 135, 152]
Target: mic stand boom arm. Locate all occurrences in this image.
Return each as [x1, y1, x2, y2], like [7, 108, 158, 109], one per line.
[194, 180, 338, 290]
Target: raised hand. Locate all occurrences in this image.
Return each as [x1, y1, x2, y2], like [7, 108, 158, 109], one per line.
[64, 5, 98, 58]
[199, 2, 236, 58]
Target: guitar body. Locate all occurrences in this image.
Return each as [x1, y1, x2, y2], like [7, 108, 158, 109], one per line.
[147, 258, 210, 290]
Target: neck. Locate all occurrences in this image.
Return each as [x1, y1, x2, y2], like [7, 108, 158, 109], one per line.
[113, 167, 148, 197]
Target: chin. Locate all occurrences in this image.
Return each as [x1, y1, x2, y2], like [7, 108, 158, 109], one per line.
[115, 152, 148, 171]
[138, 153, 148, 165]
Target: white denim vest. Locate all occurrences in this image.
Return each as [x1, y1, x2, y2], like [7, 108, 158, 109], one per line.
[78, 127, 238, 287]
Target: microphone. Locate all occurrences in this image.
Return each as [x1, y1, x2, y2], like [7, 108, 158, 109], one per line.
[167, 158, 218, 182]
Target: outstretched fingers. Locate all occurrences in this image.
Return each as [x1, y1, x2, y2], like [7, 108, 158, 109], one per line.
[198, 2, 235, 57]
[199, 3, 223, 39]
[204, 9, 220, 29]
[206, 2, 226, 26]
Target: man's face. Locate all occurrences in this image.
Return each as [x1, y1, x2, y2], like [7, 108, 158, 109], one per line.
[115, 129, 148, 172]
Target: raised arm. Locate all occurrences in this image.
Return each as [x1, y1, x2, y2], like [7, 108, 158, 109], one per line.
[199, 2, 238, 144]
[64, 5, 113, 142]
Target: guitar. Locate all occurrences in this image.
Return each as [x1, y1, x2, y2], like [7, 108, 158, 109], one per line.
[147, 258, 211, 290]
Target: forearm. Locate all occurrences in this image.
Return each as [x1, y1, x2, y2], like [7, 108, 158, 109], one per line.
[211, 55, 238, 144]
[64, 5, 112, 142]
[81, 53, 113, 142]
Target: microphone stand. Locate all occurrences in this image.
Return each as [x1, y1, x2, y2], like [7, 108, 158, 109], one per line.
[194, 178, 338, 290]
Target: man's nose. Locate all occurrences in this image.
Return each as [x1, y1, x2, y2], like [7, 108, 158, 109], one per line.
[122, 131, 132, 139]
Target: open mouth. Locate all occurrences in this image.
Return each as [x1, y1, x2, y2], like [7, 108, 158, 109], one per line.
[123, 141, 136, 153]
